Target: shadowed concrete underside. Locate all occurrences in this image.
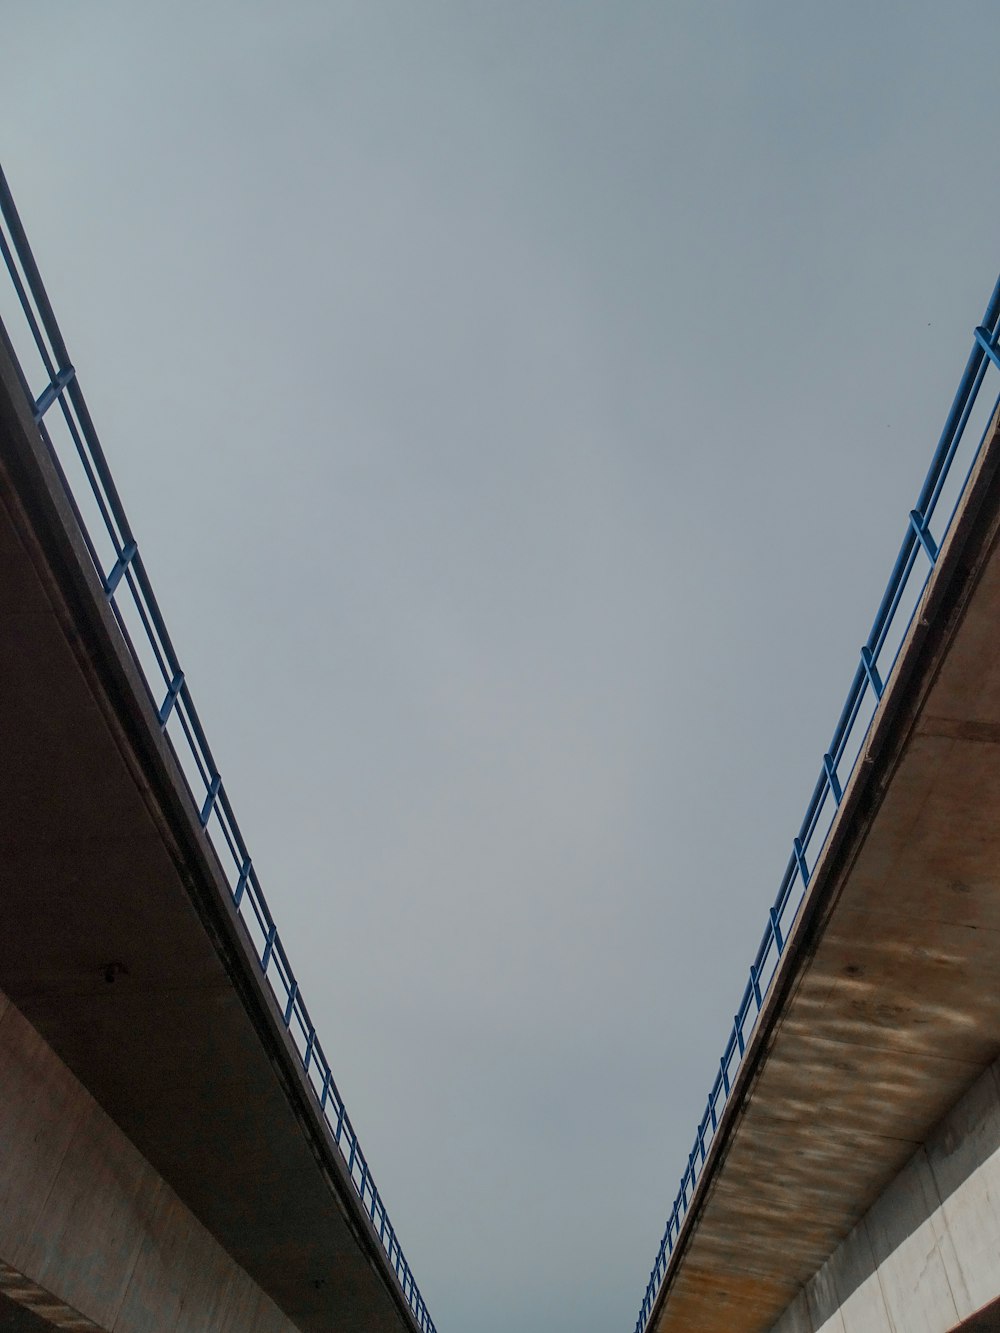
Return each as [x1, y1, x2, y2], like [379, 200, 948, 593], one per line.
[0, 985, 302, 1333]
[0, 319, 424, 1322]
[650, 409, 1000, 1332]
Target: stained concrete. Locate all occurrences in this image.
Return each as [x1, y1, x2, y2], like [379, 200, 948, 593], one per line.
[0, 295, 425, 1324]
[648, 403, 1000, 1332]
[769, 1059, 1000, 1332]
[0, 989, 298, 1332]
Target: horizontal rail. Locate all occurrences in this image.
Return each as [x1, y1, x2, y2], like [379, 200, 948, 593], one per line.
[0, 163, 436, 1333]
[632, 274, 1000, 1333]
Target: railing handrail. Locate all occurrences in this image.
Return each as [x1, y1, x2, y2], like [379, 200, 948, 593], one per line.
[0, 162, 437, 1333]
[631, 273, 1000, 1333]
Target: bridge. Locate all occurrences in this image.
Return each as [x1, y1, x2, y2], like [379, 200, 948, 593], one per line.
[0, 169, 436, 1331]
[4, 154, 1000, 1333]
[629, 279, 1000, 1328]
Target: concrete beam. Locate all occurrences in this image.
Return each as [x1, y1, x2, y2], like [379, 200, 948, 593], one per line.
[0, 984, 297, 1333]
[770, 1056, 1000, 1332]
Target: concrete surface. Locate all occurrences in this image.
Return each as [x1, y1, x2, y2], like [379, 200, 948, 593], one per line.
[0, 986, 298, 1332]
[770, 1058, 1000, 1332]
[647, 403, 1000, 1333]
[0, 307, 426, 1323]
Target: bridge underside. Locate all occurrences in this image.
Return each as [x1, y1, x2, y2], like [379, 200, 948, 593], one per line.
[0, 317, 418, 1325]
[773, 1055, 1000, 1332]
[650, 413, 1000, 1331]
[0, 985, 301, 1333]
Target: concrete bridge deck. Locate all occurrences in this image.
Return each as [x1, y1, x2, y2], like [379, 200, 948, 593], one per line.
[0, 316, 424, 1329]
[646, 401, 1000, 1329]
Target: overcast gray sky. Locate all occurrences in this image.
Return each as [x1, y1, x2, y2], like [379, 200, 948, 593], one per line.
[4, 4, 1000, 1331]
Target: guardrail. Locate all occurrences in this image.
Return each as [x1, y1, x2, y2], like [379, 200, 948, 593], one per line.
[0, 164, 437, 1333]
[631, 273, 1000, 1333]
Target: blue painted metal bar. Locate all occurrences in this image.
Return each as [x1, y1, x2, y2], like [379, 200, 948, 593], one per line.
[792, 837, 809, 888]
[157, 671, 185, 725]
[909, 509, 939, 564]
[33, 364, 75, 422]
[233, 857, 252, 908]
[975, 324, 1000, 372]
[283, 981, 299, 1026]
[823, 752, 842, 806]
[860, 643, 884, 701]
[769, 906, 784, 954]
[104, 541, 137, 597]
[199, 773, 222, 826]
[260, 923, 277, 973]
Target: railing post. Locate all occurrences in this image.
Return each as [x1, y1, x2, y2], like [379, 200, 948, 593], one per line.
[974, 324, 1000, 371]
[823, 751, 842, 806]
[103, 541, 137, 597]
[157, 671, 185, 725]
[32, 364, 75, 422]
[283, 981, 298, 1027]
[769, 906, 784, 954]
[199, 773, 221, 826]
[260, 923, 276, 973]
[909, 509, 939, 564]
[233, 857, 252, 907]
[793, 837, 809, 888]
[860, 644, 884, 700]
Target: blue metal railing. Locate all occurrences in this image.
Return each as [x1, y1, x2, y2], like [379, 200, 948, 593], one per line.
[631, 274, 1000, 1333]
[0, 165, 437, 1333]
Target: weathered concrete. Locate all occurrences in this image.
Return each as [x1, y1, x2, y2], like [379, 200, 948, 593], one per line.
[0, 982, 298, 1332]
[770, 1058, 1000, 1332]
[648, 403, 1000, 1332]
[0, 293, 426, 1322]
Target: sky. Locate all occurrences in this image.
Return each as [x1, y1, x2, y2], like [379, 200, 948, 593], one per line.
[4, 5, 1000, 1331]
